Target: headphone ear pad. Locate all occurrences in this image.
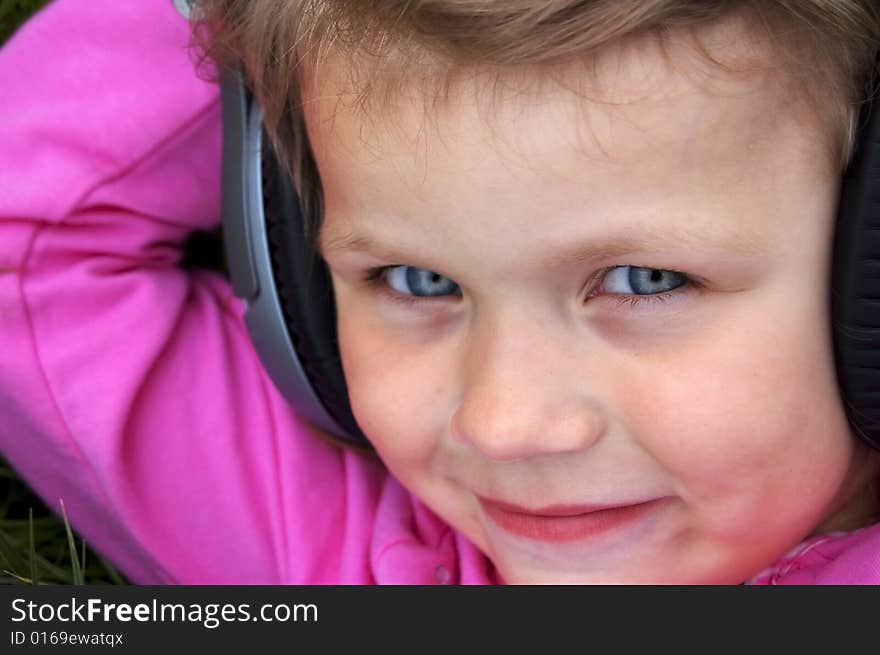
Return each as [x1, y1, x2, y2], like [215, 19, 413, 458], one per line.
[260, 138, 369, 445]
[833, 101, 880, 452]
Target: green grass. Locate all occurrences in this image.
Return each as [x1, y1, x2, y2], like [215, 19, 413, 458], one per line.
[1, 0, 128, 585]
[0, 459, 127, 585]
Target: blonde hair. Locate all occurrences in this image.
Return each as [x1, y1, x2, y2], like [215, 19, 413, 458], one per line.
[191, 0, 880, 236]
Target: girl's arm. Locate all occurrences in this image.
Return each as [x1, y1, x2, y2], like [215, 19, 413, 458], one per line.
[0, 0, 381, 583]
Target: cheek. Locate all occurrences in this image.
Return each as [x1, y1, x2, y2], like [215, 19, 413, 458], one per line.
[622, 304, 853, 528]
[335, 302, 452, 472]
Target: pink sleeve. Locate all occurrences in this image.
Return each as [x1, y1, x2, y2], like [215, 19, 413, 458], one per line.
[0, 0, 385, 584]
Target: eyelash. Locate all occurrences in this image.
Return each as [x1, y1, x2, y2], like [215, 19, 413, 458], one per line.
[359, 265, 696, 310]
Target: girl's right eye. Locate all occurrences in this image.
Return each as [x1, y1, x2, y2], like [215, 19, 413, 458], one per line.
[362, 265, 461, 302]
[386, 265, 460, 297]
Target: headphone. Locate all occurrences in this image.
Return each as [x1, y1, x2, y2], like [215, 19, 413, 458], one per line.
[214, 50, 880, 452]
[219, 69, 368, 446]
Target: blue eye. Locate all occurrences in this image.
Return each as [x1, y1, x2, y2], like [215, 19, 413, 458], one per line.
[601, 266, 687, 295]
[385, 266, 460, 297]
[360, 264, 690, 309]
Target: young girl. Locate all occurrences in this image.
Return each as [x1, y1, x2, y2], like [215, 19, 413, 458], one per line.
[1, 0, 879, 584]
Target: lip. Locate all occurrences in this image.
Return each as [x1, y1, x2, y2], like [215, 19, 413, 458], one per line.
[478, 496, 669, 543]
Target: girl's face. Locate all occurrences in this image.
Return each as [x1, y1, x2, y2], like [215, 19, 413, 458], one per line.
[306, 25, 878, 583]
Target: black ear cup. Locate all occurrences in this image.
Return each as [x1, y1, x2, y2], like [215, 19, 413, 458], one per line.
[260, 137, 369, 445]
[833, 99, 880, 451]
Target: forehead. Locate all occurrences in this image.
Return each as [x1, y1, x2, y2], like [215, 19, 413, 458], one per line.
[302, 17, 833, 255]
[303, 14, 821, 151]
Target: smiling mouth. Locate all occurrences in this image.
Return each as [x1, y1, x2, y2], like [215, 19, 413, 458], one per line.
[478, 497, 669, 543]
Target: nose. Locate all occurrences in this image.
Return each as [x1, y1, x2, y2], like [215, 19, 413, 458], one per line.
[450, 309, 608, 462]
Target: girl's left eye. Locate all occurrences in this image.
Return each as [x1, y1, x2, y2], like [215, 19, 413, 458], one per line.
[584, 265, 693, 311]
[598, 266, 688, 296]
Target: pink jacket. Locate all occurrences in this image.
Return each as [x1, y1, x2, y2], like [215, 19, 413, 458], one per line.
[1, 0, 877, 585]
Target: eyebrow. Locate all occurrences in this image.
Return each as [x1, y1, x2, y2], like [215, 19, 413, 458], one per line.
[319, 221, 767, 266]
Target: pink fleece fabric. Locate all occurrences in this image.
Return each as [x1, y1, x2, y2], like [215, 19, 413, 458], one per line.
[1, 0, 877, 585]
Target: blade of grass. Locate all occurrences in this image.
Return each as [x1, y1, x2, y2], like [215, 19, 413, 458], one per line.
[0, 517, 73, 528]
[2, 569, 34, 584]
[0, 527, 28, 575]
[29, 508, 37, 585]
[27, 551, 74, 583]
[59, 499, 83, 585]
[96, 555, 127, 586]
[0, 488, 14, 517]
